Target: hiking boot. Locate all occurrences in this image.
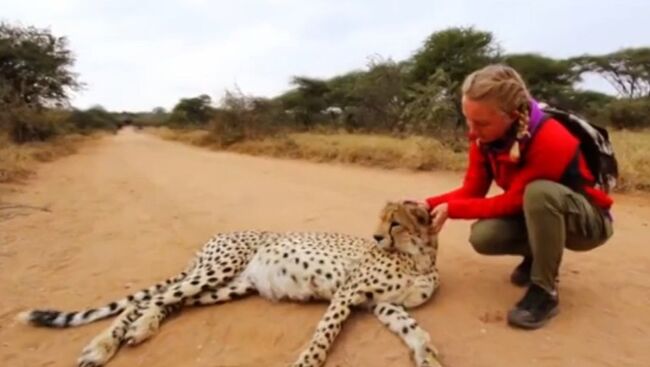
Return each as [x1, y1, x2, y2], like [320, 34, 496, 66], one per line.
[510, 256, 532, 287]
[507, 283, 559, 329]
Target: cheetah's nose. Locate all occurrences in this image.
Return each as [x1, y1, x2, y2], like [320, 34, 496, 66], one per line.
[373, 234, 384, 242]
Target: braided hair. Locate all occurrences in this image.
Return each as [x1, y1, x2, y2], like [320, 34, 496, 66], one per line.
[462, 64, 532, 161]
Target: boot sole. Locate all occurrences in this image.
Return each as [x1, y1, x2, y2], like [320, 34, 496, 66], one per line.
[510, 277, 530, 287]
[507, 305, 559, 329]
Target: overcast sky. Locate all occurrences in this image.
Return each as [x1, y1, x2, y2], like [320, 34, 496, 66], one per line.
[2, 0, 649, 112]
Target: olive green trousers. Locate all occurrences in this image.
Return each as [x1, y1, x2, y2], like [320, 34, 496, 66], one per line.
[468, 180, 613, 293]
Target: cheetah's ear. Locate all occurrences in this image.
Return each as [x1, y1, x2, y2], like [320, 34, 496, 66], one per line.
[408, 205, 431, 227]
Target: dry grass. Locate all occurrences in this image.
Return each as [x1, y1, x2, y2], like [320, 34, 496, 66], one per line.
[150, 127, 650, 192]
[233, 133, 467, 171]
[150, 127, 466, 171]
[147, 127, 217, 147]
[610, 129, 650, 192]
[0, 133, 99, 184]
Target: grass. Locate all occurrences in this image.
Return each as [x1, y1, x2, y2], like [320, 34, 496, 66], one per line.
[148, 127, 217, 148]
[149, 127, 467, 172]
[0, 132, 99, 185]
[151, 126, 650, 194]
[610, 129, 650, 192]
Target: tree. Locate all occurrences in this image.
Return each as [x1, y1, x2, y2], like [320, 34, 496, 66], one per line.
[169, 94, 214, 124]
[277, 76, 330, 127]
[409, 27, 501, 127]
[400, 69, 458, 134]
[325, 70, 366, 108]
[503, 53, 579, 103]
[572, 47, 650, 98]
[210, 87, 286, 146]
[409, 27, 501, 86]
[0, 21, 81, 108]
[343, 56, 407, 131]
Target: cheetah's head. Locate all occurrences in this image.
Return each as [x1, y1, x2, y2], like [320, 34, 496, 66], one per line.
[373, 200, 437, 255]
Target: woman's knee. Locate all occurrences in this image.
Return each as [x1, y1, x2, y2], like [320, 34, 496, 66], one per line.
[469, 218, 529, 255]
[523, 180, 566, 213]
[469, 220, 503, 255]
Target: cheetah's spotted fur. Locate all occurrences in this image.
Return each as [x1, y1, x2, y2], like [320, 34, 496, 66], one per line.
[18, 201, 442, 367]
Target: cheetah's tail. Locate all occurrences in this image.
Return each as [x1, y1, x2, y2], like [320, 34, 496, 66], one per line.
[16, 261, 197, 328]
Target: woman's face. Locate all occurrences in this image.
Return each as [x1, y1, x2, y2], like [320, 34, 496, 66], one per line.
[462, 95, 517, 143]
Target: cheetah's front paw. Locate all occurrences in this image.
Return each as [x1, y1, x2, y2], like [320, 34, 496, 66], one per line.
[77, 330, 119, 367]
[415, 344, 442, 367]
[124, 308, 162, 346]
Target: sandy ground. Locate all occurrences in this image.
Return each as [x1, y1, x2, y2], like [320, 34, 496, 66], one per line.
[1, 128, 649, 367]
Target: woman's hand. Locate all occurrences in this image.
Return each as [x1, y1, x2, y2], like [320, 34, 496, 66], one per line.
[430, 203, 449, 234]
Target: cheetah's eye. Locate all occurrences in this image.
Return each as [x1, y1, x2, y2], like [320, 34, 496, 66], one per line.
[390, 221, 400, 228]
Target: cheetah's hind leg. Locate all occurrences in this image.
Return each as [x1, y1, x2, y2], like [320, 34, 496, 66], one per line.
[124, 276, 256, 346]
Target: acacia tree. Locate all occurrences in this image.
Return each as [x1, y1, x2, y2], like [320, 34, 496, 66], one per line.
[0, 21, 81, 108]
[277, 76, 330, 127]
[408, 27, 501, 127]
[572, 48, 650, 98]
[169, 94, 214, 125]
[503, 53, 579, 102]
[342, 56, 407, 131]
[0, 22, 83, 142]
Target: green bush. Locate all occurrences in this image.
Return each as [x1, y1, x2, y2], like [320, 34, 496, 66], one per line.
[605, 98, 650, 129]
[210, 91, 287, 147]
[168, 95, 214, 126]
[66, 106, 119, 133]
[6, 107, 60, 143]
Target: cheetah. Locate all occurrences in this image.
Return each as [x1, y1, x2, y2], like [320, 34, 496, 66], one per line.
[17, 200, 442, 367]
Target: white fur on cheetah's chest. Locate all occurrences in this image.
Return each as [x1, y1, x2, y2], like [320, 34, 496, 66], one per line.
[241, 241, 356, 302]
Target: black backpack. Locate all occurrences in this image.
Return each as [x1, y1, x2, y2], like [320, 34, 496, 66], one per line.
[539, 103, 619, 193]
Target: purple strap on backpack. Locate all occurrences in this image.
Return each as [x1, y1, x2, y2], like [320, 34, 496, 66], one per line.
[528, 98, 544, 135]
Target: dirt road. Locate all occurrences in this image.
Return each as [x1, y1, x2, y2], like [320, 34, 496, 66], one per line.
[1, 128, 649, 367]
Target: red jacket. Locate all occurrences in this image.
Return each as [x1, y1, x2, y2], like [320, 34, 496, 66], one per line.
[425, 118, 614, 219]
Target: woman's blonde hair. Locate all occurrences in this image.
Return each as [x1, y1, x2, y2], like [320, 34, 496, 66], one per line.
[462, 64, 532, 161]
